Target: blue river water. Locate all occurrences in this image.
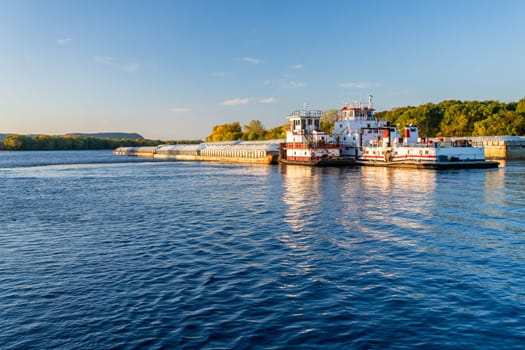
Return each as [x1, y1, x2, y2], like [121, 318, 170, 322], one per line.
[1, 150, 524, 349]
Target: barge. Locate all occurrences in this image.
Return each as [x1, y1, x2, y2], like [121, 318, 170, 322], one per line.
[114, 140, 280, 165]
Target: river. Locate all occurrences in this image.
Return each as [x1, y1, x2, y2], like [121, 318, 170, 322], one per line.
[1, 150, 524, 349]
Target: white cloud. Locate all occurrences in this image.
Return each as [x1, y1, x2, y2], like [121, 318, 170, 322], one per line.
[56, 38, 73, 45]
[169, 107, 192, 113]
[259, 97, 277, 104]
[291, 64, 304, 70]
[221, 98, 250, 106]
[242, 57, 262, 64]
[339, 81, 380, 89]
[284, 81, 305, 89]
[93, 56, 140, 73]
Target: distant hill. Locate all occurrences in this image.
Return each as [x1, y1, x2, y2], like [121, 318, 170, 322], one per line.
[64, 132, 144, 139]
[0, 134, 8, 142]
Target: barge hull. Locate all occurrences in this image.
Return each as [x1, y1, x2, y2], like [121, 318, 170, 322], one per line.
[155, 154, 275, 165]
[356, 160, 499, 169]
[279, 157, 355, 166]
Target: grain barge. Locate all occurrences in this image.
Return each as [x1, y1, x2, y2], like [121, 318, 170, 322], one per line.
[113, 140, 281, 165]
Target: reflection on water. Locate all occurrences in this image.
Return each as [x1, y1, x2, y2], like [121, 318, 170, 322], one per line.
[337, 167, 437, 249]
[481, 162, 525, 234]
[358, 166, 437, 197]
[279, 165, 440, 245]
[280, 165, 323, 234]
[482, 166, 507, 214]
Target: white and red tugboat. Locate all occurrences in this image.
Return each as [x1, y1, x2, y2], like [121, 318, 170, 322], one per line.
[332, 95, 498, 169]
[357, 125, 499, 169]
[332, 95, 386, 160]
[279, 107, 354, 166]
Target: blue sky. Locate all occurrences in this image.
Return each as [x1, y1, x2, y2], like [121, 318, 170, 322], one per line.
[1, 0, 524, 140]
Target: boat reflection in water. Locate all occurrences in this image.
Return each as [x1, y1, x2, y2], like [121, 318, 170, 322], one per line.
[280, 165, 323, 235]
[338, 167, 437, 249]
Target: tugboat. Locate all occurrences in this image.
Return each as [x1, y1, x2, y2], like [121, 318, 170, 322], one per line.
[332, 95, 385, 160]
[279, 107, 354, 166]
[331, 95, 498, 169]
[357, 125, 499, 169]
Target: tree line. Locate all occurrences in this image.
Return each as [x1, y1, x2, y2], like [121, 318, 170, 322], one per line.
[205, 120, 287, 142]
[375, 98, 525, 137]
[0, 134, 201, 151]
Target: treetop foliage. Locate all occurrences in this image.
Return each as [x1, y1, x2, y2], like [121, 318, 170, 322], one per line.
[205, 120, 287, 142]
[376, 98, 525, 137]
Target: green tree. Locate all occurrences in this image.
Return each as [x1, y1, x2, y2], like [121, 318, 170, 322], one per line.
[516, 97, 525, 116]
[34, 135, 52, 150]
[3, 134, 36, 150]
[206, 122, 243, 142]
[265, 123, 287, 139]
[321, 109, 338, 134]
[242, 120, 267, 140]
[417, 103, 443, 138]
[4, 135, 23, 150]
[438, 101, 470, 136]
[473, 111, 525, 136]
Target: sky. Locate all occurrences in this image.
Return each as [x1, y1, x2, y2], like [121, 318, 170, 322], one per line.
[1, 0, 524, 140]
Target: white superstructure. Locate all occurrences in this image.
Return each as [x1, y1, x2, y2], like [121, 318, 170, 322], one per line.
[357, 119, 498, 168]
[332, 95, 386, 159]
[281, 108, 351, 165]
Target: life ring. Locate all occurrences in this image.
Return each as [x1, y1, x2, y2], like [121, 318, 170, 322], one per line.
[419, 150, 423, 156]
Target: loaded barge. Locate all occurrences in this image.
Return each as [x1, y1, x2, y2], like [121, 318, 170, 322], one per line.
[113, 140, 280, 165]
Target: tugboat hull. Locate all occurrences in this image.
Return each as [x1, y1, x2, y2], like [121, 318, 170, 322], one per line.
[279, 157, 355, 167]
[357, 160, 499, 169]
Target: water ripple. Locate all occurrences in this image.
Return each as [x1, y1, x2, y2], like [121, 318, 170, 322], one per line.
[1, 152, 525, 349]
